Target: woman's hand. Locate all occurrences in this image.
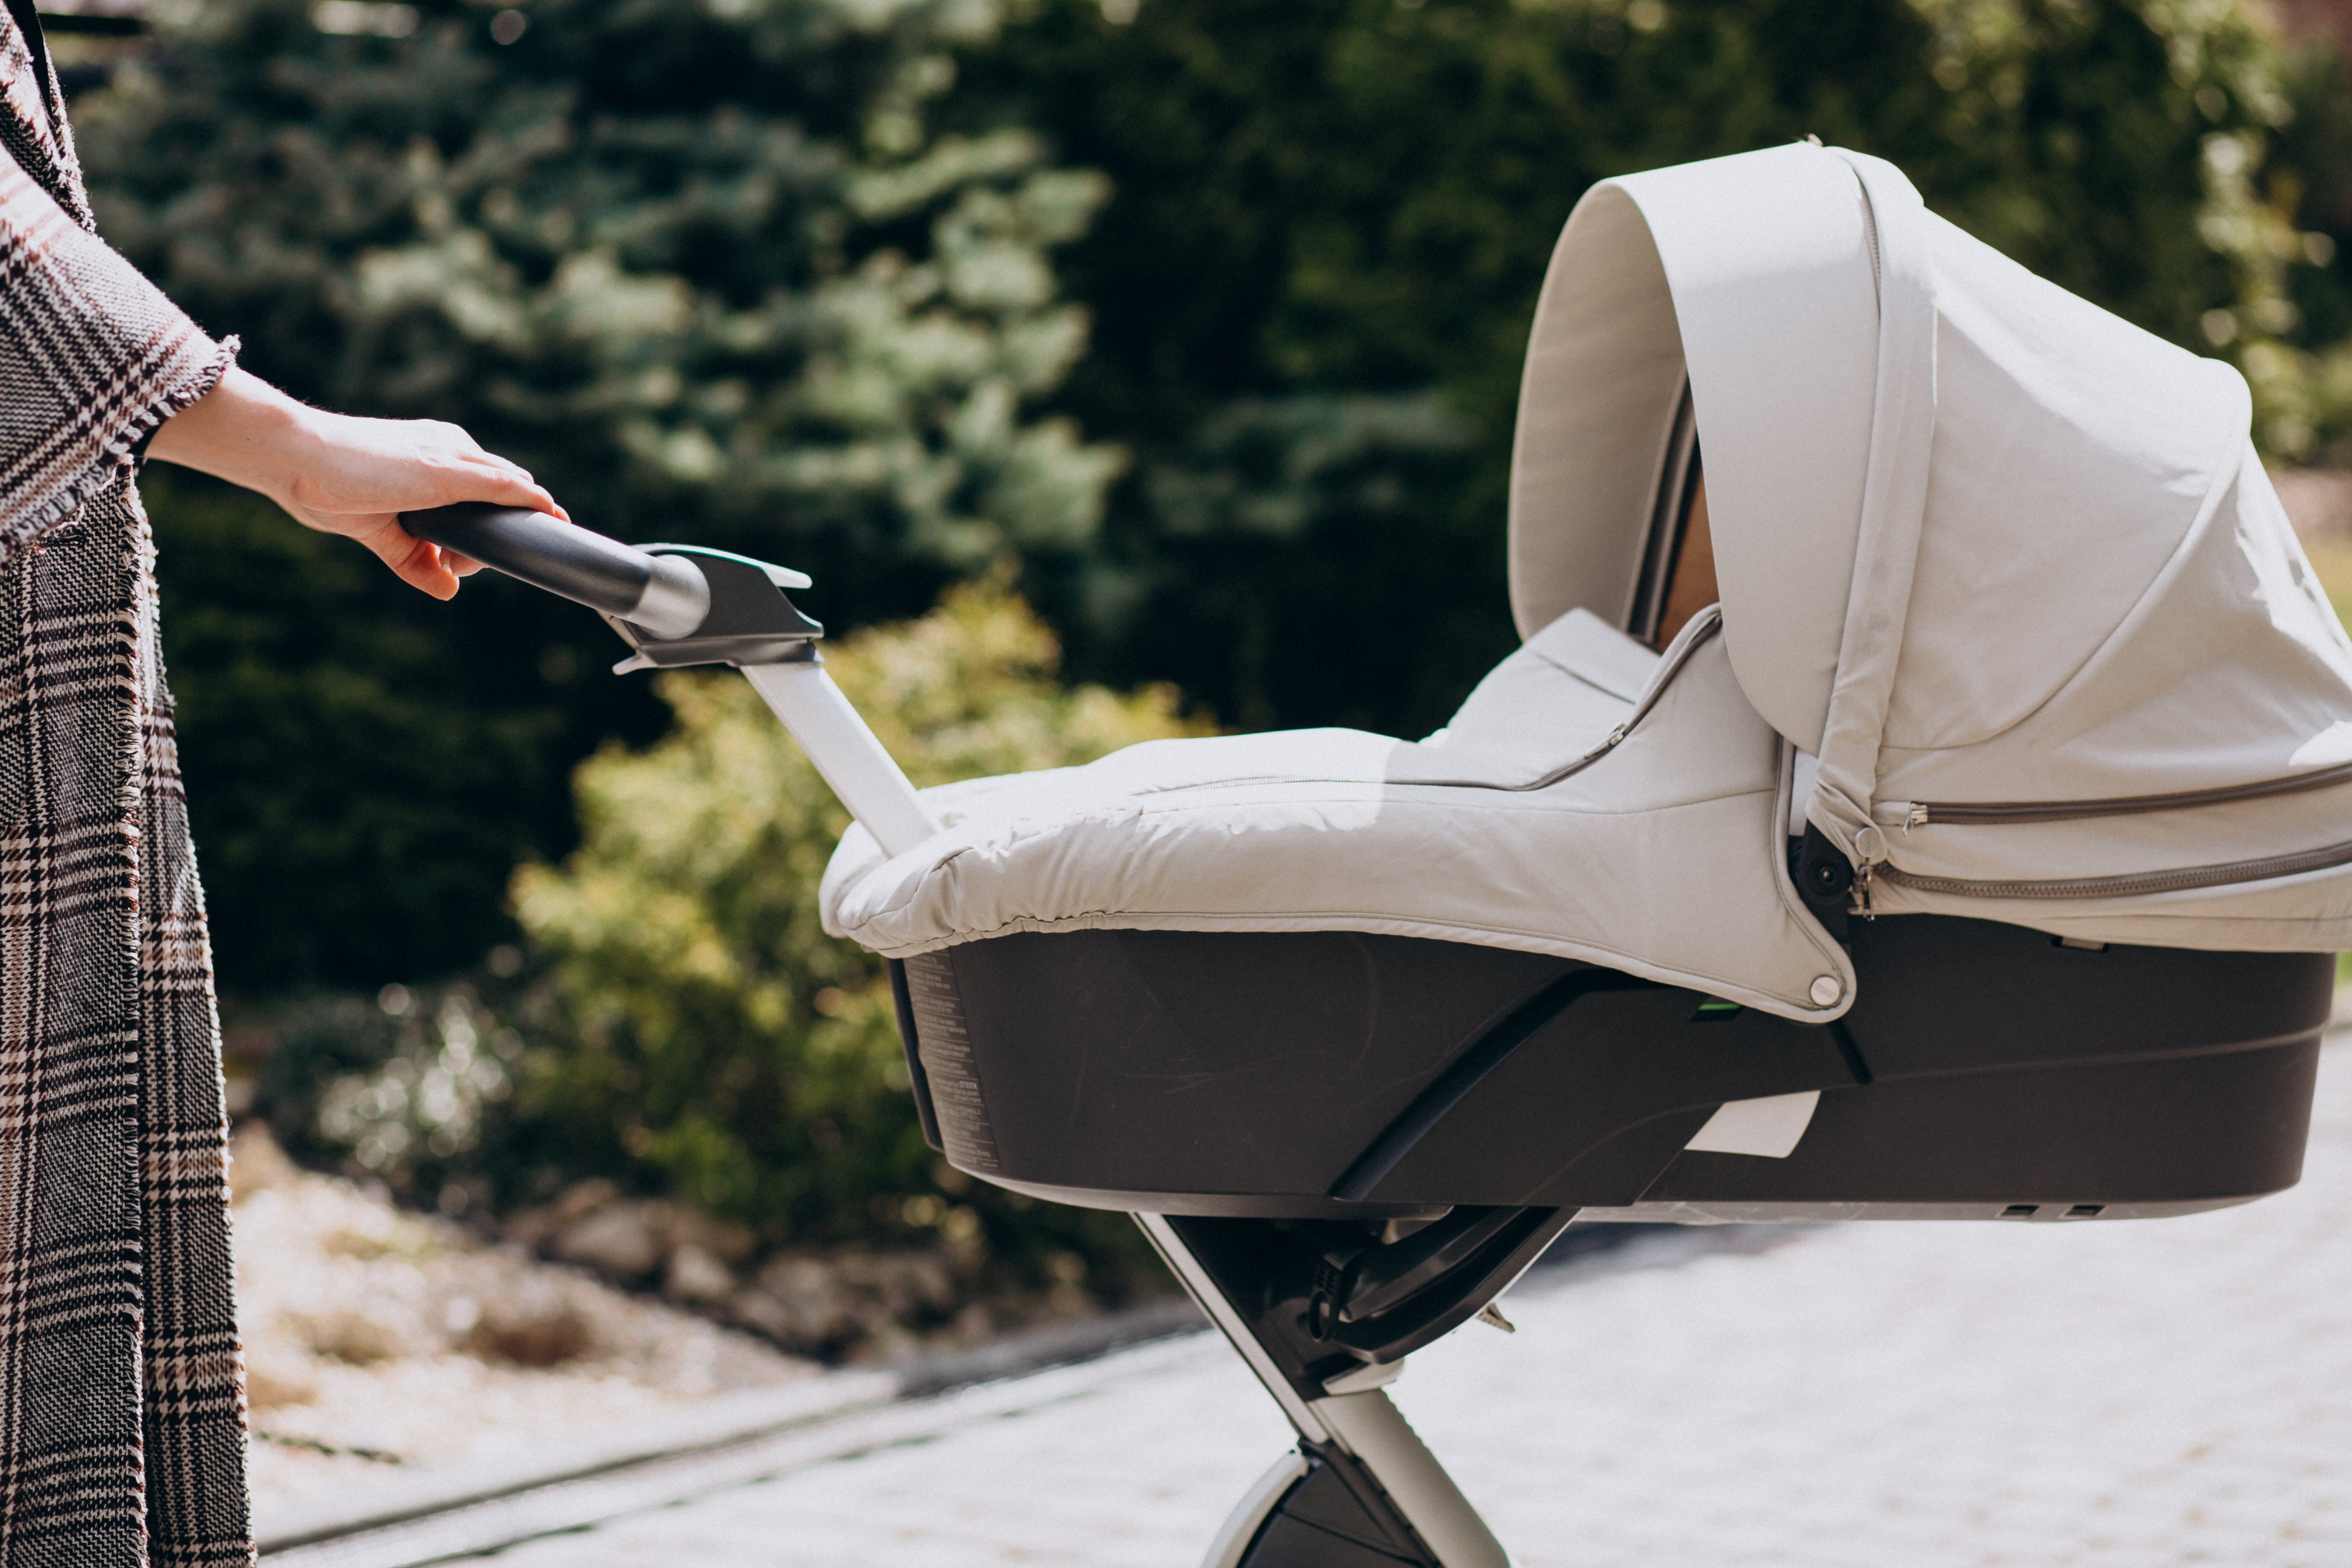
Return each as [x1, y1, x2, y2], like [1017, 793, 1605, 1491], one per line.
[146, 367, 565, 599]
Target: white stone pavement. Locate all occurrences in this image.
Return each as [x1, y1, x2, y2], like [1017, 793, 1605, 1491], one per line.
[440, 1035, 2352, 1568]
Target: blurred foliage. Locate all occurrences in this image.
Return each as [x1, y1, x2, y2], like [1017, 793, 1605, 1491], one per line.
[2272, 24, 2352, 458]
[506, 572, 1202, 1234]
[79, 0, 1116, 988]
[148, 468, 641, 986]
[84, 0, 2352, 992]
[258, 979, 523, 1197]
[972, 0, 2352, 736]
[264, 580, 1204, 1283]
[83, 0, 1117, 583]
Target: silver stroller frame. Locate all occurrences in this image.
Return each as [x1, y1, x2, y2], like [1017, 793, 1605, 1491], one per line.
[399, 503, 1529, 1565]
[400, 500, 2335, 1568]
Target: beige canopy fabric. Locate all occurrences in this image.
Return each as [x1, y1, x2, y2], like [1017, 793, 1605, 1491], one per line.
[1514, 141, 2352, 948]
[823, 142, 2352, 1018]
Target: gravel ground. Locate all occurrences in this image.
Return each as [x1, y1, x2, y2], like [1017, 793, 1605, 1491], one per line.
[231, 1131, 817, 1532]
[418, 1033, 2352, 1568]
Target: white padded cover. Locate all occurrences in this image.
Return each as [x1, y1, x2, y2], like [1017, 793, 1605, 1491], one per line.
[824, 609, 1855, 1020]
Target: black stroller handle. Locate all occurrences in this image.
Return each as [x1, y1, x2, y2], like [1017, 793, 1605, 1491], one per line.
[398, 502, 712, 639]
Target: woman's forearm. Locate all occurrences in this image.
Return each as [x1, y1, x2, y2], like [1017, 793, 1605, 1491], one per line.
[146, 367, 563, 599]
[145, 367, 327, 503]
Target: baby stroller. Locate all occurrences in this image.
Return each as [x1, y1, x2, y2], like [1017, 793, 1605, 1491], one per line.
[408, 142, 2351, 1567]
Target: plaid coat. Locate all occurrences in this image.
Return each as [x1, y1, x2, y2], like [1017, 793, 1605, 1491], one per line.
[0, 3, 253, 1564]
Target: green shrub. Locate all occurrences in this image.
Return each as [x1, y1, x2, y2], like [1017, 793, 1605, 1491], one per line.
[273, 578, 1208, 1295]
[255, 980, 523, 1208]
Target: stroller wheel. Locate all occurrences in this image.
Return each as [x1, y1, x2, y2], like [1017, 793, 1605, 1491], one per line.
[1215, 1446, 1442, 1568]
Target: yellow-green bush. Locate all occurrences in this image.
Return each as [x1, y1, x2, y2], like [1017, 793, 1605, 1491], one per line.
[501, 577, 1208, 1260]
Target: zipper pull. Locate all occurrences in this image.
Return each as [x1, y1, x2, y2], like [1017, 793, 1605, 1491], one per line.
[1905, 803, 1928, 832]
[1852, 825, 1888, 921]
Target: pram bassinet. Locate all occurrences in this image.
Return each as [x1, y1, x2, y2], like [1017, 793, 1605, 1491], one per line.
[819, 141, 2346, 1227]
[404, 139, 2351, 1568]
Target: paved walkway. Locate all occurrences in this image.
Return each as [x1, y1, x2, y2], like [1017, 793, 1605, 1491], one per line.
[421, 1036, 2352, 1568]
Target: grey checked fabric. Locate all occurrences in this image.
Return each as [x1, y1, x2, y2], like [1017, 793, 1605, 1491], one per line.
[0, 4, 254, 1563]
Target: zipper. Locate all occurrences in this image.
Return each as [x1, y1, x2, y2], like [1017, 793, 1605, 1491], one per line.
[1397, 607, 1724, 795]
[1874, 838, 2352, 900]
[1889, 758, 2352, 828]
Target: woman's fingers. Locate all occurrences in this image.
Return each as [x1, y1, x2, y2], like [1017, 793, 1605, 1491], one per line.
[289, 412, 571, 591]
[306, 483, 560, 595]
[348, 518, 463, 600]
[286, 414, 567, 521]
[469, 449, 534, 481]
[445, 464, 564, 520]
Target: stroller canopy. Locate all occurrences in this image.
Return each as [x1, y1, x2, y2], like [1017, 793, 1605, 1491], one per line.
[1513, 141, 2352, 943]
[823, 144, 2352, 1020]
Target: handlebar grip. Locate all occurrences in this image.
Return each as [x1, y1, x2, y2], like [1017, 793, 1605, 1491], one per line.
[399, 502, 711, 638]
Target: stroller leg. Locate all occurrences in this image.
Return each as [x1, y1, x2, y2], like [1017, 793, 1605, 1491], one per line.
[1138, 1211, 1541, 1568]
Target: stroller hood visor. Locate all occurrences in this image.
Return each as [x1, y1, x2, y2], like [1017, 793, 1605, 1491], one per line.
[1509, 142, 2352, 894]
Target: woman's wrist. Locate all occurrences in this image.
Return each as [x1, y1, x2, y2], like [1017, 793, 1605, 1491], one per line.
[146, 366, 326, 506]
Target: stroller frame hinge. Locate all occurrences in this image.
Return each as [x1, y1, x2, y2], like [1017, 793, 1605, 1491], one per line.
[1135, 1212, 1328, 1440]
[1137, 1212, 1516, 1568]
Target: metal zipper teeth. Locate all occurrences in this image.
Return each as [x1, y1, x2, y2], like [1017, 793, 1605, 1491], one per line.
[1901, 758, 2352, 827]
[1874, 837, 2352, 900]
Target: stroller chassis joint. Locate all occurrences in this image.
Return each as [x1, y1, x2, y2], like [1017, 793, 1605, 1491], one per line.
[1140, 1211, 1519, 1568]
